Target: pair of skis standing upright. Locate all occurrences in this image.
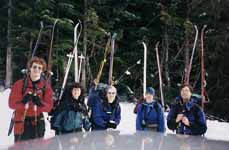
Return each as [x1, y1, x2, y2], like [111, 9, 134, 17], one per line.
[142, 25, 207, 111]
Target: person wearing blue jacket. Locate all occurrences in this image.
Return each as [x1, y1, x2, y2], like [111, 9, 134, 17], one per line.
[136, 87, 165, 132]
[167, 84, 207, 135]
[92, 85, 121, 130]
[51, 83, 91, 134]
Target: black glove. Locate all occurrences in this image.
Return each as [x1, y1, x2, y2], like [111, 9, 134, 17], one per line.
[107, 121, 117, 129]
[72, 103, 87, 114]
[141, 120, 147, 128]
[21, 93, 32, 104]
[32, 95, 43, 106]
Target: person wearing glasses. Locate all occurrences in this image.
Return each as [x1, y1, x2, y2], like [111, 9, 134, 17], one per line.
[91, 85, 121, 130]
[8, 56, 53, 142]
[136, 87, 165, 132]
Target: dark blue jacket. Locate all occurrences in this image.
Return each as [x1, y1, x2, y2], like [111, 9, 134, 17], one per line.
[92, 98, 121, 130]
[136, 101, 165, 132]
[167, 97, 207, 135]
[51, 96, 91, 133]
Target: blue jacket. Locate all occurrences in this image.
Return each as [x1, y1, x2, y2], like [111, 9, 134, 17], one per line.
[167, 97, 207, 135]
[92, 98, 121, 130]
[136, 101, 165, 132]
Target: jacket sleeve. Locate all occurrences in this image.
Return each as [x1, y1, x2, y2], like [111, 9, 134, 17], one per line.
[136, 105, 143, 130]
[189, 107, 207, 135]
[157, 104, 165, 132]
[92, 102, 107, 128]
[39, 84, 53, 113]
[167, 104, 179, 131]
[8, 80, 25, 110]
[113, 104, 121, 125]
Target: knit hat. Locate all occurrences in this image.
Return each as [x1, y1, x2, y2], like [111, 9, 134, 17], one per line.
[146, 87, 155, 96]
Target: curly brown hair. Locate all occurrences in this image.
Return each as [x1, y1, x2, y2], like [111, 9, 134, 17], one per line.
[27, 56, 47, 71]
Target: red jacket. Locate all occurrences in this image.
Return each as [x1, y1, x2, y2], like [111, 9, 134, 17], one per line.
[8, 77, 53, 134]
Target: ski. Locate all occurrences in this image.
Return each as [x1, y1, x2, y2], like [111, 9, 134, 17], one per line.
[46, 19, 59, 81]
[108, 33, 117, 85]
[155, 42, 165, 108]
[77, 53, 85, 82]
[185, 25, 199, 84]
[201, 25, 207, 109]
[32, 21, 44, 57]
[58, 21, 82, 100]
[94, 33, 111, 89]
[7, 111, 15, 136]
[142, 42, 147, 96]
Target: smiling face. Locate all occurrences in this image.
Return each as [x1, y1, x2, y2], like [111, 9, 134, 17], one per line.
[30, 63, 43, 81]
[72, 87, 81, 100]
[180, 86, 192, 103]
[106, 86, 117, 103]
[145, 93, 154, 103]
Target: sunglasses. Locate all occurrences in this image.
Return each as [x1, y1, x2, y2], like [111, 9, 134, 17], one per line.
[32, 65, 42, 70]
[108, 92, 116, 95]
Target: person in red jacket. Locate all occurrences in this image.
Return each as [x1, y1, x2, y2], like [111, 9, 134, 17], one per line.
[8, 56, 53, 142]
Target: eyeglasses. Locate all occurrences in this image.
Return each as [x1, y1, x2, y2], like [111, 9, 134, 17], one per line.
[108, 92, 116, 95]
[32, 65, 42, 70]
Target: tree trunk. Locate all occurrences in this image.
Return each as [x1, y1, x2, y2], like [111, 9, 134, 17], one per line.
[82, 0, 88, 90]
[5, 0, 12, 88]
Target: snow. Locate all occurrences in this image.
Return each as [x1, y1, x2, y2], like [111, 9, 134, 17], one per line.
[1, 89, 229, 148]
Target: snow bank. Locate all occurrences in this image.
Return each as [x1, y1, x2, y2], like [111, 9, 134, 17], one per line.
[1, 90, 229, 148]
[0, 89, 14, 149]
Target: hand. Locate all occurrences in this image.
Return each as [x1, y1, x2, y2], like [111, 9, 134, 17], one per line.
[107, 121, 117, 129]
[176, 114, 184, 123]
[141, 120, 147, 128]
[21, 92, 32, 104]
[32, 95, 42, 106]
[182, 116, 190, 126]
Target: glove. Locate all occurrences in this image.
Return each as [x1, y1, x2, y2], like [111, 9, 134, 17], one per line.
[32, 95, 43, 106]
[107, 121, 117, 129]
[21, 93, 32, 104]
[141, 120, 147, 128]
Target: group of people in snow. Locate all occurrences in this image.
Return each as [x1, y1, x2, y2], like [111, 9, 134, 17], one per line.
[8, 56, 207, 142]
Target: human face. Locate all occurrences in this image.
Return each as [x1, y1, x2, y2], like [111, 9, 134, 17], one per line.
[30, 63, 43, 81]
[145, 93, 154, 103]
[180, 86, 192, 102]
[106, 87, 117, 103]
[72, 88, 81, 99]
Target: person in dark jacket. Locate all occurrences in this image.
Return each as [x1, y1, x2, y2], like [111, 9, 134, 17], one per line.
[8, 56, 53, 142]
[167, 84, 207, 135]
[92, 85, 121, 130]
[51, 82, 91, 134]
[136, 87, 165, 132]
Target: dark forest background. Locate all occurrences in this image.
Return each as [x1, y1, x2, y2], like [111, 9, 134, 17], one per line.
[0, 0, 229, 120]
